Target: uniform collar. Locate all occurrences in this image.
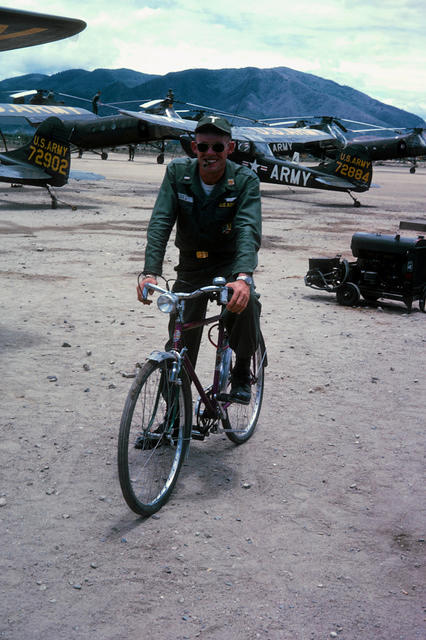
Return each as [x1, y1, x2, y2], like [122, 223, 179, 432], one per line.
[180, 159, 237, 197]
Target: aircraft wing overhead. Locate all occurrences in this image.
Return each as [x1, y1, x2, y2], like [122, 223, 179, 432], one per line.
[121, 109, 336, 145]
[0, 7, 86, 52]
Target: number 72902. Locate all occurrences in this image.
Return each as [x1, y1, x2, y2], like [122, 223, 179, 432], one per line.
[27, 144, 69, 175]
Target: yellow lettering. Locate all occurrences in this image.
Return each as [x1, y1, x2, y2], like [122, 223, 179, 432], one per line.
[28, 105, 46, 114]
[9, 104, 31, 114]
[27, 145, 36, 161]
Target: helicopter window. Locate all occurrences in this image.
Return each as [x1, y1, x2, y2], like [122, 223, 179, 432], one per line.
[237, 141, 250, 153]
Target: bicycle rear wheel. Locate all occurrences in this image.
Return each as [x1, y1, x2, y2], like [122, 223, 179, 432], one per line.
[118, 359, 192, 516]
[222, 333, 266, 444]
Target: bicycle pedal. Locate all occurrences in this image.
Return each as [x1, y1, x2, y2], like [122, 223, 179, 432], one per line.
[216, 392, 233, 403]
[191, 427, 209, 441]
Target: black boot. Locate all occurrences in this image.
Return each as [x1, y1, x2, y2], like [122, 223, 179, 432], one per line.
[230, 356, 251, 405]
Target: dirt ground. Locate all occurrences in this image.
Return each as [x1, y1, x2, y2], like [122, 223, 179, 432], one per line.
[0, 152, 425, 640]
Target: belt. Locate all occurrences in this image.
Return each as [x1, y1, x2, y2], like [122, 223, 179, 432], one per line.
[180, 250, 231, 260]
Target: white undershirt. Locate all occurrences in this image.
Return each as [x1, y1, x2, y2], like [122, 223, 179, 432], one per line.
[200, 178, 215, 196]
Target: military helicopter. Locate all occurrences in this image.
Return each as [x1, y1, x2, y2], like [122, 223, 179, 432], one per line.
[114, 101, 372, 206]
[263, 115, 426, 173]
[0, 116, 73, 207]
[111, 91, 426, 204]
[0, 7, 105, 207]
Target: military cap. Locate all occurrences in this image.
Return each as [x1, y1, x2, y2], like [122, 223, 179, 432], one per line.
[195, 114, 232, 136]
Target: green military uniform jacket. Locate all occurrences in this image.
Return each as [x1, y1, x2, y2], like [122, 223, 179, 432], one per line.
[143, 157, 261, 277]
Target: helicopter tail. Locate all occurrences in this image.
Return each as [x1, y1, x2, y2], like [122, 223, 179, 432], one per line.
[315, 145, 373, 192]
[6, 116, 71, 187]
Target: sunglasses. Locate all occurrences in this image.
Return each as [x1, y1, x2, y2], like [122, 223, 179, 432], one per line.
[196, 142, 226, 152]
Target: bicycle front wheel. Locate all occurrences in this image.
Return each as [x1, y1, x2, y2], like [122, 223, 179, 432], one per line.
[222, 334, 266, 444]
[117, 359, 192, 516]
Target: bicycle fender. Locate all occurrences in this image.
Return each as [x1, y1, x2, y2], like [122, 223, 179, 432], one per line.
[147, 350, 176, 364]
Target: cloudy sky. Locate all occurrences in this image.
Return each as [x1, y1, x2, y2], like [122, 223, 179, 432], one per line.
[2, 0, 425, 120]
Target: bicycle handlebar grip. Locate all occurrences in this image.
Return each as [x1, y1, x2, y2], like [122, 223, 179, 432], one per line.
[219, 287, 233, 305]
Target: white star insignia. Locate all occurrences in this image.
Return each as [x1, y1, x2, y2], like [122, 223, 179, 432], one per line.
[250, 158, 260, 173]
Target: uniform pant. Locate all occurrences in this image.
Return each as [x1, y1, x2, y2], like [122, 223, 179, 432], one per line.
[166, 261, 261, 370]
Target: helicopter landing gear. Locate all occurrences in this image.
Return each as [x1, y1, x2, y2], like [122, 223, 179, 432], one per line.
[46, 185, 58, 209]
[156, 141, 165, 164]
[409, 158, 417, 174]
[46, 185, 77, 210]
[347, 190, 361, 207]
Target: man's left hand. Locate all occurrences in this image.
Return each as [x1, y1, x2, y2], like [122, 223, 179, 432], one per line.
[226, 280, 250, 314]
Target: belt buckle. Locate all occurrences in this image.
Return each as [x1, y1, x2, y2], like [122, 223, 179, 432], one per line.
[196, 251, 208, 259]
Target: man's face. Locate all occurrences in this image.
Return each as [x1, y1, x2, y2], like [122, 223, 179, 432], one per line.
[191, 131, 235, 184]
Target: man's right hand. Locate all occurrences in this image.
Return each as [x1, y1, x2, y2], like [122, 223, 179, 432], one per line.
[137, 276, 157, 305]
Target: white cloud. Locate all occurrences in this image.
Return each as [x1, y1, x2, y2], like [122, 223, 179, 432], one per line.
[1, 0, 425, 119]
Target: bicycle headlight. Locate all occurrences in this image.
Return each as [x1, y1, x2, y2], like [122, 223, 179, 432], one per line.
[157, 293, 176, 314]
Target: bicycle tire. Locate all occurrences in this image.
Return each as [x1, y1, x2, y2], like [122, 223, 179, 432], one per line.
[222, 333, 266, 444]
[117, 359, 192, 516]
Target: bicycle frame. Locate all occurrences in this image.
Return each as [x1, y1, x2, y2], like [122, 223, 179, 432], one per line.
[174, 310, 229, 421]
[142, 279, 232, 424]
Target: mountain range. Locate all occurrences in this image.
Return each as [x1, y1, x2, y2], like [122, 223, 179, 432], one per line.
[0, 66, 424, 128]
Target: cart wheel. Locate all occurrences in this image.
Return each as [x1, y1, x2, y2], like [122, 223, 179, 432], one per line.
[336, 283, 360, 306]
[410, 166, 416, 174]
[419, 288, 426, 313]
[157, 153, 164, 164]
[101, 152, 108, 160]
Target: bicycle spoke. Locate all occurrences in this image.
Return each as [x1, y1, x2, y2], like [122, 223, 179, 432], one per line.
[118, 360, 191, 515]
[222, 338, 266, 444]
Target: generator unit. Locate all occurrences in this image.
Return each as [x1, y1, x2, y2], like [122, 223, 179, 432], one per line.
[305, 232, 426, 312]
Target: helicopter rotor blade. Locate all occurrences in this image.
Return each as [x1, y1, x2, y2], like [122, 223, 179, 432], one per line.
[175, 100, 262, 124]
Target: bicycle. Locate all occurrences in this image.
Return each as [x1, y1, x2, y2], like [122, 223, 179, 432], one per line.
[117, 276, 267, 516]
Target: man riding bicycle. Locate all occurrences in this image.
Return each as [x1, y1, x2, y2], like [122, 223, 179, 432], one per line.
[137, 115, 261, 404]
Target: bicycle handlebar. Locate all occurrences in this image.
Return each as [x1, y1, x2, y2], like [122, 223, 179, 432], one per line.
[141, 282, 230, 304]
